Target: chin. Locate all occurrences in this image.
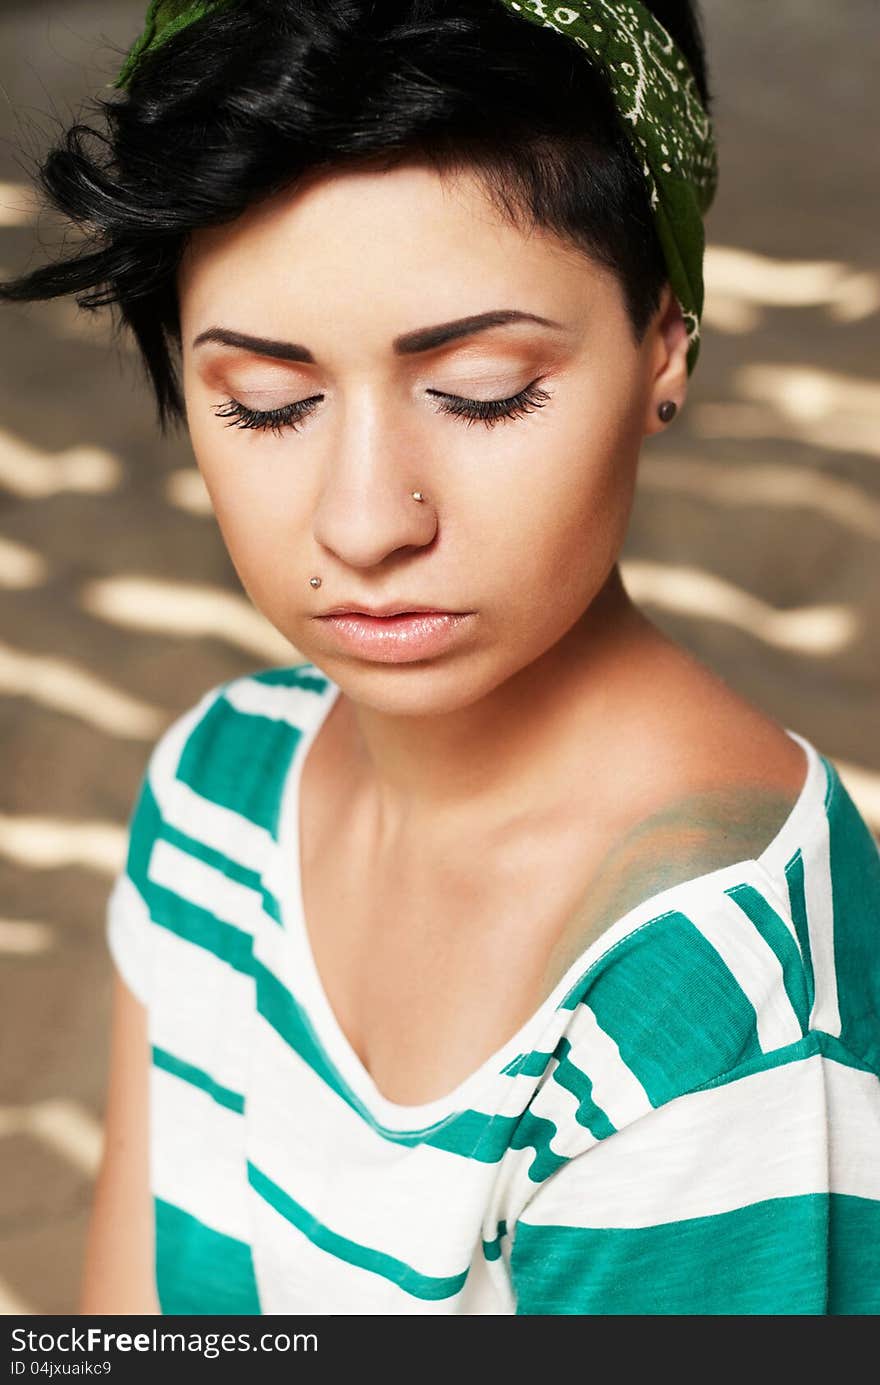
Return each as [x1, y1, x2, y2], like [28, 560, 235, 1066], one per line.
[318, 648, 503, 716]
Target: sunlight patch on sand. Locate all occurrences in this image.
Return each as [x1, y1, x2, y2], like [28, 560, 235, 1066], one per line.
[0, 1274, 36, 1316]
[0, 918, 54, 955]
[692, 364, 880, 459]
[163, 467, 213, 515]
[81, 574, 295, 661]
[0, 642, 165, 738]
[0, 813, 126, 874]
[621, 558, 858, 656]
[703, 246, 880, 332]
[0, 427, 122, 498]
[0, 535, 49, 587]
[0, 179, 40, 227]
[639, 453, 880, 540]
[0, 1099, 103, 1176]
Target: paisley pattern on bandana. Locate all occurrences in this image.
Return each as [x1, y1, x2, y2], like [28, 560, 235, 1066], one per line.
[494, 1, 718, 374]
[113, 0, 718, 373]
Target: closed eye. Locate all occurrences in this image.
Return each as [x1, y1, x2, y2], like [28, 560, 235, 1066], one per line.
[212, 395, 320, 437]
[427, 378, 552, 427]
[211, 377, 552, 436]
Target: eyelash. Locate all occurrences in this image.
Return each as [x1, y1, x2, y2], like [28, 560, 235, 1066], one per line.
[211, 378, 552, 437]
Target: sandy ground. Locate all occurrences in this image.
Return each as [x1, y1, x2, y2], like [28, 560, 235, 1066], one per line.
[0, 0, 877, 1313]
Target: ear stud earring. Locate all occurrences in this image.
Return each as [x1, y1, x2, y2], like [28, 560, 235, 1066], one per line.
[657, 399, 677, 423]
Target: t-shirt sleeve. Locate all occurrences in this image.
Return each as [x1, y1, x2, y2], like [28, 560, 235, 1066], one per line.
[104, 679, 230, 1009]
[507, 854, 880, 1316]
[509, 1037, 880, 1315]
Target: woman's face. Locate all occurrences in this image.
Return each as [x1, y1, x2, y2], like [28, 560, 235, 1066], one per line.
[178, 160, 687, 711]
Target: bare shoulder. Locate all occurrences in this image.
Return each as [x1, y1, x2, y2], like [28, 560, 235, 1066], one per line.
[538, 646, 808, 989]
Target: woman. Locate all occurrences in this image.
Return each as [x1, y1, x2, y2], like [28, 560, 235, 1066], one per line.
[4, 0, 879, 1315]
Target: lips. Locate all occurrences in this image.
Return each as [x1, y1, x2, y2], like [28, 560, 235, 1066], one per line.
[319, 603, 457, 618]
[315, 608, 474, 662]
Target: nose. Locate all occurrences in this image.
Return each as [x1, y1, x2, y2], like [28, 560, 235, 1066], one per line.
[310, 396, 438, 569]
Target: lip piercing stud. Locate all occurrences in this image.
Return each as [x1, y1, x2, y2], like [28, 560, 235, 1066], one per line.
[309, 576, 321, 588]
[411, 490, 424, 502]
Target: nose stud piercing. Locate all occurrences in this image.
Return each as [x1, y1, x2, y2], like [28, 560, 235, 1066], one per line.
[657, 399, 677, 423]
[309, 489, 427, 587]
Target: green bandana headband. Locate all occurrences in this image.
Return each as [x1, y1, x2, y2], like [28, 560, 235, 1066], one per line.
[113, 1, 230, 91]
[114, 0, 718, 374]
[493, 2, 717, 374]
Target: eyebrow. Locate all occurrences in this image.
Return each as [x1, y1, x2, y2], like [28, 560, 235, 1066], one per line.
[191, 309, 568, 362]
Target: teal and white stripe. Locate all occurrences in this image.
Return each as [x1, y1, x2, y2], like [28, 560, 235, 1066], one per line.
[106, 661, 880, 1315]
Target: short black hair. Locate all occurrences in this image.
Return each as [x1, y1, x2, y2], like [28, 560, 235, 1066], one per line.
[0, 0, 712, 433]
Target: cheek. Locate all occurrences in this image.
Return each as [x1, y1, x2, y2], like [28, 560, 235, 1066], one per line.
[189, 428, 307, 594]
[478, 419, 637, 604]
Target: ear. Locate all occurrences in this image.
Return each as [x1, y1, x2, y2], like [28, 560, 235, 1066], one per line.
[642, 283, 690, 438]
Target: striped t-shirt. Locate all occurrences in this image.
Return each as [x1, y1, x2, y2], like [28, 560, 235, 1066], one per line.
[106, 659, 880, 1315]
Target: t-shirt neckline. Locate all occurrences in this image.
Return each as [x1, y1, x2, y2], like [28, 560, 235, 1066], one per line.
[270, 666, 825, 1132]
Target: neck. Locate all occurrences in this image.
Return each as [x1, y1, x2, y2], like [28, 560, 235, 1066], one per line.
[333, 565, 664, 840]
